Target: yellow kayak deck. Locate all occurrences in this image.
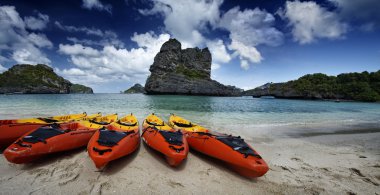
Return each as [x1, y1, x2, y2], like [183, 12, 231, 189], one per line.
[110, 114, 139, 132]
[143, 113, 172, 131]
[168, 114, 208, 133]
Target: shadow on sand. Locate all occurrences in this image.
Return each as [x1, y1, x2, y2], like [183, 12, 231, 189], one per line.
[18, 147, 86, 170]
[101, 143, 141, 175]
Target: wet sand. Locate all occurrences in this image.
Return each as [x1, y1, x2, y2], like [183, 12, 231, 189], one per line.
[0, 130, 379, 194]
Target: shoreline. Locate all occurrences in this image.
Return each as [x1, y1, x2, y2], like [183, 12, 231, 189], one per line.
[1, 128, 379, 194]
[3, 93, 380, 104]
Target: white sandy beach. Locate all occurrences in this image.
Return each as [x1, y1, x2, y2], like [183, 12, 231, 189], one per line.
[0, 129, 379, 195]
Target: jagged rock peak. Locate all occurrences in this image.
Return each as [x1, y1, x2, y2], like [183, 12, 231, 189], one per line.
[160, 38, 182, 52]
[145, 39, 241, 96]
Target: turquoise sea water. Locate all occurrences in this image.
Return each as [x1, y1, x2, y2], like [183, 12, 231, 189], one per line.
[1, 94, 379, 137]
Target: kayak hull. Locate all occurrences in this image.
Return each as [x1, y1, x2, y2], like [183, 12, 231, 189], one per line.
[168, 114, 268, 178]
[0, 123, 45, 149]
[0, 113, 90, 149]
[186, 132, 269, 178]
[87, 126, 140, 169]
[3, 122, 97, 164]
[142, 127, 188, 167]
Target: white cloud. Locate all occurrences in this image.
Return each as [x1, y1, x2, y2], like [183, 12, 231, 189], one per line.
[55, 22, 124, 47]
[55, 21, 103, 36]
[0, 6, 51, 65]
[59, 44, 100, 56]
[24, 12, 49, 30]
[0, 64, 7, 73]
[58, 68, 86, 76]
[139, 1, 285, 70]
[240, 60, 250, 71]
[66, 37, 123, 48]
[206, 39, 231, 63]
[329, 0, 380, 30]
[27, 33, 53, 48]
[12, 47, 50, 64]
[139, 0, 223, 47]
[234, 47, 259, 69]
[279, 0, 348, 44]
[217, 6, 282, 70]
[219, 6, 283, 47]
[57, 32, 170, 85]
[228, 40, 262, 69]
[82, 0, 112, 14]
[211, 63, 220, 70]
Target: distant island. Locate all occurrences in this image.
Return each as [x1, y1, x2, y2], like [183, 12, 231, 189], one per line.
[144, 39, 241, 96]
[123, 83, 145, 94]
[0, 64, 93, 94]
[243, 71, 380, 102]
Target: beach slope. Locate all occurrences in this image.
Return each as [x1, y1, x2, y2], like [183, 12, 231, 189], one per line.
[0, 131, 379, 194]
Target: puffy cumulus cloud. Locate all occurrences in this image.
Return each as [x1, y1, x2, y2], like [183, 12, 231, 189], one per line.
[59, 44, 100, 56]
[139, 0, 223, 47]
[217, 6, 282, 70]
[27, 33, 53, 48]
[139, 1, 284, 71]
[82, 0, 112, 14]
[228, 40, 262, 70]
[57, 32, 170, 85]
[24, 12, 49, 30]
[219, 7, 283, 47]
[55, 21, 124, 47]
[279, 0, 348, 44]
[206, 39, 231, 64]
[12, 47, 50, 64]
[329, 0, 380, 31]
[0, 5, 51, 65]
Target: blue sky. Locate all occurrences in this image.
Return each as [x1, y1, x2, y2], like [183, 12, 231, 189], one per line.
[0, 0, 379, 92]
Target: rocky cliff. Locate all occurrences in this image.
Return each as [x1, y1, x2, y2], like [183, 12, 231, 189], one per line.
[70, 84, 93, 94]
[0, 64, 93, 94]
[244, 71, 380, 102]
[124, 83, 145, 94]
[145, 39, 241, 96]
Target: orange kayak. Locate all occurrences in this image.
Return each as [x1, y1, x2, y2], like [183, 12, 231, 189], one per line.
[87, 114, 140, 169]
[0, 112, 90, 149]
[168, 114, 269, 178]
[142, 113, 188, 167]
[3, 114, 117, 164]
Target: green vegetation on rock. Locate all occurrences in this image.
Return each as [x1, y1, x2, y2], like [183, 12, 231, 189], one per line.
[70, 84, 93, 94]
[0, 64, 93, 94]
[175, 64, 209, 79]
[245, 70, 380, 102]
[0, 64, 67, 88]
[124, 83, 145, 94]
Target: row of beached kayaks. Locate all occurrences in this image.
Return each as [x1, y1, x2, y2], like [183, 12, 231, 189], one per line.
[0, 113, 269, 178]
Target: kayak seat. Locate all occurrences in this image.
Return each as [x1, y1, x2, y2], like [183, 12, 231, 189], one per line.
[159, 131, 183, 146]
[146, 120, 164, 126]
[90, 120, 110, 125]
[37, 117, 60, 123]
[173, 121, 194, 128]
[117, 121, 137, 126]
[97, 129, 133, 147]
[216, 136, 262, 159]
[22, 127, 65, 144]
